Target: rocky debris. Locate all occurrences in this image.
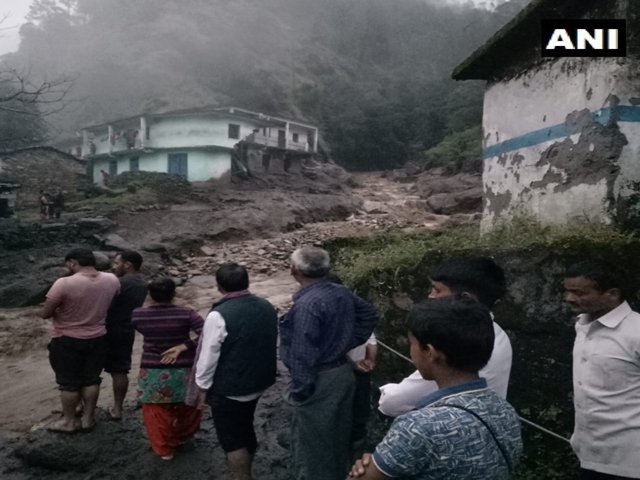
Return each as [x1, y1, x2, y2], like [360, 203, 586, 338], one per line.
[301, 159, 357, 188]
[109, 171, 192, 197]
[103, 234, 136, 251]
[93, 251, 112, 271]
[381, 166, 483, 215]
[142, 243, 169, 254]
[426, 188, 483, 215]
[15, 439, 98, 472]
[127, 204, 170, 213]
[186, 275, 217, 289]
[159, 208, 479, 285]
[0, 217, 112, 252]
[362, 201, 389, 214]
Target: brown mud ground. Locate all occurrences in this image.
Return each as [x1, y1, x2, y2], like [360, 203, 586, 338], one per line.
[0, 173, 476, 479]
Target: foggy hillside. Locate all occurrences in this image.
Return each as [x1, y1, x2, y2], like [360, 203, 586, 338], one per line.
[2, 0, 530, 169]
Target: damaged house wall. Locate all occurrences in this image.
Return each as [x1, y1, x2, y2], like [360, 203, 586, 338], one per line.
[453, 0, 640, 231]
[481, 57, 640, 231]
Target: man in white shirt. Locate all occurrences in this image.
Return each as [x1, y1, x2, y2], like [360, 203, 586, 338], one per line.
[378, 257, 512, 417]
[195, 263, 278, 480]
[564, 260, 640, 480]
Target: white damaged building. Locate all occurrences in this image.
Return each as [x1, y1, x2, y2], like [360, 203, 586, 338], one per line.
[453, 0, 640, 231]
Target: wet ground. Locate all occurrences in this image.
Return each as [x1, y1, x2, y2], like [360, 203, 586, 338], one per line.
[0, 172, 475, 478]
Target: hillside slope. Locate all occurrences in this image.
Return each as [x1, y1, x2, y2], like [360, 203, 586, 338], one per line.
[5, 0, 529, 168]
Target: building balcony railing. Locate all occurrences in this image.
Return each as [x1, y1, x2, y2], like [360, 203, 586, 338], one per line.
[247, 134, 314, 152]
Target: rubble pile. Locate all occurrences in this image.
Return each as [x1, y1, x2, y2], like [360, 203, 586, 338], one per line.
[383, 166, 483, 215]
[110, 171, 193, 199]
[162, 210, 479, 286]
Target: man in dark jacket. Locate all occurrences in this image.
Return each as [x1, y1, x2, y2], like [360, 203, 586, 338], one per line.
[105, 250, 148, 420]
[281, 247, 379, 480]
[195, 263, 278, 480]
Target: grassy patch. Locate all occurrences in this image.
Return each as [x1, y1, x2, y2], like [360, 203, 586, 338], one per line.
[326, 218, 638, 291]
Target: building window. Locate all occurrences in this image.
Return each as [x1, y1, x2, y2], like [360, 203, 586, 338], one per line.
[146, 127, 150, 140]
[292, 133, 299, 143]
[109, 160, 118, 177]
[130, 157, 139, 171]
[228, 124, 240, 140]
[263, 128, 267, 136]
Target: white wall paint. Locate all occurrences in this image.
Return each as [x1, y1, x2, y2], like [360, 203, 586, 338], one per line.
[92, 150, 231, 184]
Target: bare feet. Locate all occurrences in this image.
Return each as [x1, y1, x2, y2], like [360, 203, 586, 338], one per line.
[47, 418, 80, 434]
[108, 408, 122, 421]
[80, 416, 96, 432]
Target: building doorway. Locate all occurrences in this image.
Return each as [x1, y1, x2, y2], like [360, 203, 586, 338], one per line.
[168, 153, 188, 179]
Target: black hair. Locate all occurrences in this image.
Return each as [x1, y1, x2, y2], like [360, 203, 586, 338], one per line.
[148, 277, 176, 302]
[118, 250, 143, 271]
[565, 260, 628, 300]
[407, 295, 495, 373]
[325, 273, 344, 285]
[430, 257, 506, 308]
[216, 263, 249, 292]
[65, 248, 96, 267]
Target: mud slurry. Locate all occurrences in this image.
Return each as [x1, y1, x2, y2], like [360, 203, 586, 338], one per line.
[1, 362, 293, 480]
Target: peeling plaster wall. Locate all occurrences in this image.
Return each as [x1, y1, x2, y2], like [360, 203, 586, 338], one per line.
[481, 57, 640, 231]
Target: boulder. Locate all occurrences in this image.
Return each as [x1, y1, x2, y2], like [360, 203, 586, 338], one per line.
[93, 252, 112, 271]
[186, 275, 217, 289]
[142, 243, 169, 254]
[362, 201, 389, 214]
[103, 234, 136, 251]
[200, 246, 216, 256]
[425, 187, 483, 215]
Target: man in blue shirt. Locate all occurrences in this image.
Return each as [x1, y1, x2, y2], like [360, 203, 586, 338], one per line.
[349, 296, 522, 480]
[281, 246, 378, 480]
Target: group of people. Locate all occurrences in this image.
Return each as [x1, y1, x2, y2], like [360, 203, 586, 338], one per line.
[39, 245, 640, 480]
[39, 189, 64, 219]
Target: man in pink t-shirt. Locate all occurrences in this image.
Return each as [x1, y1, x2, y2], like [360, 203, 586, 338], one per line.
[40, 248, 120, 433]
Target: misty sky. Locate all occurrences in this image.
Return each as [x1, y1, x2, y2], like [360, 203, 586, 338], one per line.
[0, 0, 33, 55]
[0, 0, 490, 55]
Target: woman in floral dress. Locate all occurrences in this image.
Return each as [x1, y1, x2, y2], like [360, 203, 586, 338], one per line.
[132, 278, 204, 460]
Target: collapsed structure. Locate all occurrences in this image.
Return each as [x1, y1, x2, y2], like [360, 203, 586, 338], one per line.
[453, 0, 640, 231]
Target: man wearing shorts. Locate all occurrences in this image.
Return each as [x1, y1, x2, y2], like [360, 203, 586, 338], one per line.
[40, 248, 120, 433]
[195, 263, 278, 480]
[105, 250, 148, 420]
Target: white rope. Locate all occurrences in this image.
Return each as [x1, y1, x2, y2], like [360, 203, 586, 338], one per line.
[376, 339, 572, 444]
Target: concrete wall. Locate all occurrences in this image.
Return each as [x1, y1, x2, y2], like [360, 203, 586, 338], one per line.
[149, 116, 261, 150]
[481, 57, 640, 231]
[92, 150, 231, 184]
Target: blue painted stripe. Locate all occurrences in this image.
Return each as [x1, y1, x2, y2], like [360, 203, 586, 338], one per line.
[482, 106, 640, 159]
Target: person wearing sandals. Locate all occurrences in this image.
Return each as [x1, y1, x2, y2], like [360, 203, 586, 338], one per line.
[348, 296, 522, 480]
[132, 278, 204, 460]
